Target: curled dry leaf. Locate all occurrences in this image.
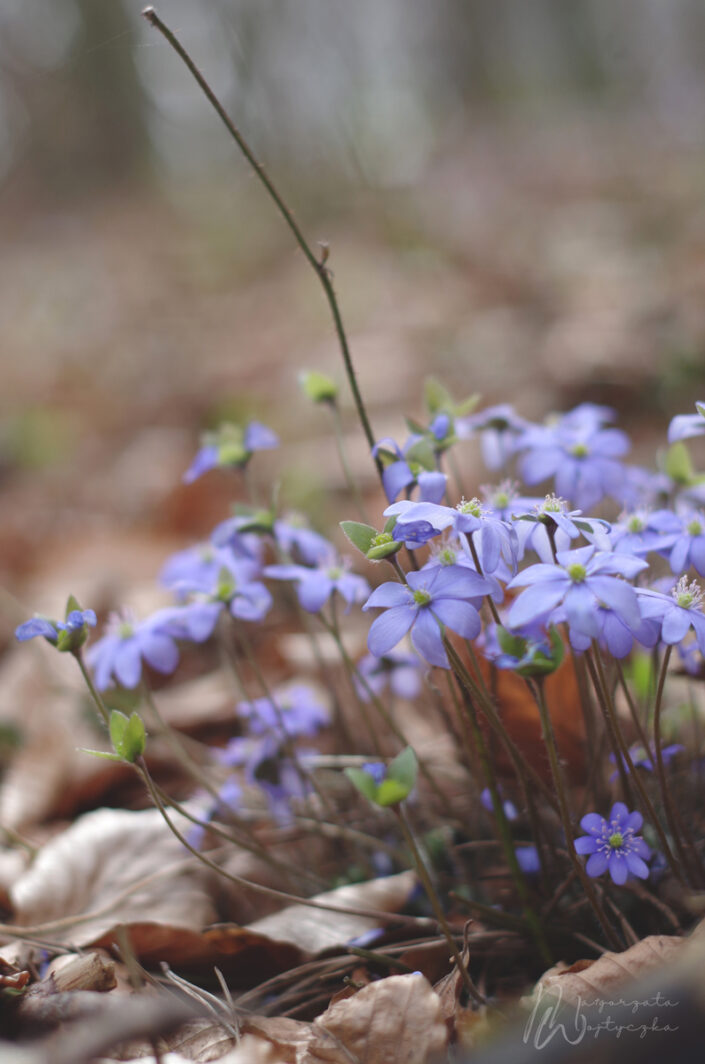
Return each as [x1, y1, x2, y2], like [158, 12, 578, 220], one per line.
[10, 807, 216, 946]
[528, 934, 684, 1009]
[306, 972, 447, 1064]
[245, 870, 416, 954]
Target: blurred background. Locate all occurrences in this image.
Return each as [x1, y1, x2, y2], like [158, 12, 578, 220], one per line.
[2, 0, 705, 617]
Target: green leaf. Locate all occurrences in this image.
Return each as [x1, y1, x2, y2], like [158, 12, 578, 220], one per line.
[78, 748, 125, 763]
[696, 402, 705, 419]
[496, 626, 526, 658]
[424, 377, 453, 415]
[344, 767, 379, 801]
[387, 746, 418, 794]
[299, 370, 338, 403]
[665, 441, 695, 485]
[108, 710, 145, 763]
[340, 521, 378, 554]
[376, 778, 412, 806]
[121, 712, 146, 763]
[65, 594, 82, 618]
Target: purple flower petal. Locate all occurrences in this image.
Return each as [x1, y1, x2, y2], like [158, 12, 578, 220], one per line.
[608, 852, 628, 885]
[410, 609, 448, 668]
[364, 583, 412, 610]
[625, 853, 650, 879]
[580, 812, 605, 835]
[661, 606, 692, 644]
[586, 852, 609, 877]
[430, 598, 481, 641]
[574, 835, 598, 854]
[507, 583, 566, 629]
[367, 605, 416, 657]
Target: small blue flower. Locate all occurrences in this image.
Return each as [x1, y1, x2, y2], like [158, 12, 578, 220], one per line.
[372, 435, 447, 505]
[264, 556, 369, 613]
[455, 404, 530, 471]
[637, 576, 705, 653]
[609, 509, 681, 558]
[574, 802, 651, 884]
[666, 510, 705, 575]
[386, 497, 518, 575]
[273, 515, 333, 565]
[236, 684, 330, 739]
[516, 407, 629, 511]
[86, 609, 181, 690]
[354, 650, 424, 702]
[184, 421, 278, 483]
[507, 545, 646, 642]
[16, 609, 97, 650]
[609, 742, 683, 781]
[668, 402, 705, 444]
[363, 565, 491, 669]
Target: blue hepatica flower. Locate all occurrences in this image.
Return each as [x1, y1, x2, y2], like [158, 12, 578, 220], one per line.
[236, 684, 330, 739]
[507, 544, 647, 643]
[386, 497, 517, 575]
[666, 510, 705, 575]
[184, 420, 279, 483]
[273, 515, 333, 565]
[609, 509, 681, 558]
[455, 404, 531, 471]
[86, 609, 181, 690]
[668, 402, 705, 443]
[16, 609, 97, 646]
[264, 556, 369, 613]
[513, 494, 611, 564]
[609, 742, 683, 781]
[160, 544, 264, 599]
[363, 565, 491, 669]
[637, 576, 705, 653]
[480, 786, 518, 822]
[354, 650, 424, 702]
[372, 435, 447, 505]
[218, 734, 316, 824]
[574, 802, 651, 884]
[516, 405, 629, 511]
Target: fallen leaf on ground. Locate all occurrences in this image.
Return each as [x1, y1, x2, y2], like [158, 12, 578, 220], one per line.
[245, 871, 416, 954]
[306, 972, 447, 1063]
[528, 934, 684, 1008]
[9, 807, 216, 946]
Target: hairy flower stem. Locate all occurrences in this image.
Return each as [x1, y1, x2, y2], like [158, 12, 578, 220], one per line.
[321, 613, 452, 815]
[444, 641, 559, 815]
[393, 805, 486, 1004]
[73, 649, 111, 727]
[583, 651, 634, 807]
[450, 675, 552, 966]
[150, 778, 327, 890]
[142, 7, 384, 486]
[586, 648, 684, 886]
[529, 679, 623, 950]
[329, 400, 370, 523]
[135, 757, 424, 927]
[653, 647, 704, 886]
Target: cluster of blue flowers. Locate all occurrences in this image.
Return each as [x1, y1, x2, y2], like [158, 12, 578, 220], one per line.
[16, 399, 705, 894]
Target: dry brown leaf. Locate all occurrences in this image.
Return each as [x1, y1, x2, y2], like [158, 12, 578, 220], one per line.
[245, 871, 416, 954]
[306, 972, 447, 1064]
[10, 806, 216, 945]
[530, 934, 685, 1009]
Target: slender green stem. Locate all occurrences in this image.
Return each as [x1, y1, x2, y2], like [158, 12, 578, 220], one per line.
[394, 805, 485, 1005]
[584, 650, 634, 807]
[329, 400, 370, 522]
[652, 646, 703, 884]
[587, 648, 684, 885]
[142, 7, 383, 484]
[450, 673, 552, 966]
[135, 757, 424, 927]
[73, 650, 110, 726]
[529, 679, 623, 949]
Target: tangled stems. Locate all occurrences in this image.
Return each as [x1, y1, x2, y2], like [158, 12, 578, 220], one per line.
[586, 647, 685, 887]
[142, 7, 384, 488]
[528, 678, 623, 950]
[653, 647, 704, 886]
[393, 804, 485, 1005]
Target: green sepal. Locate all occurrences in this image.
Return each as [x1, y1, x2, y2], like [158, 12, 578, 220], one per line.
[65, 594, 82, 618]
[366, 533, 402, 561]
[665, 441, 696, 485]
[79, 748, 125, 763]
[383, 515, 398, 535]
[344, 767, 379, 802]
[376, 778, 413, 806]
[424, 377, 453, 415]
[496, 626, 527, 659]
[299, 370, 338, 404]
[387, 746, 418, 794]
[109, 710, 146, 763]
[340, 521, 378, 554]
[696, 402, 705, 418]
[403, 438, 435, 471]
